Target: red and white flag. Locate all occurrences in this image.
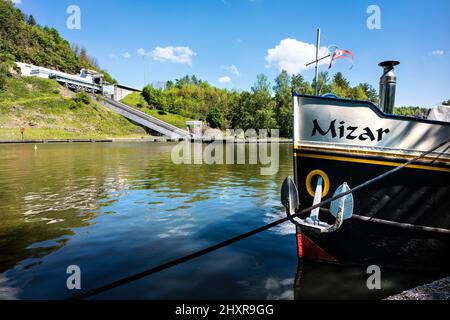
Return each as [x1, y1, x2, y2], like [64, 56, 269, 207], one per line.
[329, 49, 354, 69]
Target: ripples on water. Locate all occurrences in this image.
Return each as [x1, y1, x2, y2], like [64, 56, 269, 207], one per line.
[0, 143, 435, 300]
[0, 143, 297, 299]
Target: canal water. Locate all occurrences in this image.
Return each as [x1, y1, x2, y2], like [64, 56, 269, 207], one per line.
[0, 143, 442, 300]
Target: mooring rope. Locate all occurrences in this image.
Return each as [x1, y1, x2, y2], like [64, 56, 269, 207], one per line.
[68, 138, 450, 300]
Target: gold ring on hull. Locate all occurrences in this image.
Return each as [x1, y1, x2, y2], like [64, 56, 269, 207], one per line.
[306, 169, 330, 198]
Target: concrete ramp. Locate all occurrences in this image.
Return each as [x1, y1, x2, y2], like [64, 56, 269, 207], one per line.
[100, 97, 190, 139]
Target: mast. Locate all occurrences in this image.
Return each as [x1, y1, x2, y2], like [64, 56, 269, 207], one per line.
[314, 28, 321, 96]
[306, 28, 331, 96]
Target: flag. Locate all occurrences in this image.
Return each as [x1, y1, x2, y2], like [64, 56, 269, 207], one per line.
[329, 49, 354, 69]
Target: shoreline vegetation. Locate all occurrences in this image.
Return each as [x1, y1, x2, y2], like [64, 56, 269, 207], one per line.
[0, 0, 444, 142]
[120, 92, 192, 130]
[0, 73, 437, 142]
[0, 77, 149, 141]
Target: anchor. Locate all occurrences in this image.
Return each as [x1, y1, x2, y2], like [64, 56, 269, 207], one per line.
[281, 177, 354, 233]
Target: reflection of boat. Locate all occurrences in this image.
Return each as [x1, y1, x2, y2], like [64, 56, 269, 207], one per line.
[293, 259, 447, 300]
[283, 61, 450, 271]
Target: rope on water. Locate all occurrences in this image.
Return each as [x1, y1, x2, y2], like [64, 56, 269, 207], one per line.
[68, 138, 450, 300]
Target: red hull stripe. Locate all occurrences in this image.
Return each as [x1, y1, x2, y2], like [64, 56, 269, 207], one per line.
[297, 233, 338, 263]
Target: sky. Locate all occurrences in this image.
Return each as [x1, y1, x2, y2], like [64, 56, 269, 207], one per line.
[12, 0, 450, 107]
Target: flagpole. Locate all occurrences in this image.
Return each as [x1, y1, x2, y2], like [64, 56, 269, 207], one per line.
[314, 28, 321, 96]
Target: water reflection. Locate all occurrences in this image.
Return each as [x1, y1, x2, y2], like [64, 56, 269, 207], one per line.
[265, 277, 295, 300]
[294, 259, 448, 300]
[0, 274, 20, 300]
[0, 142, 296, 299]
[1, 142, 436, 300]
[0, 143, 141, 273]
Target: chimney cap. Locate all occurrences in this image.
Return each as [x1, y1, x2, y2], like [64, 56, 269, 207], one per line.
[379, 61, 400, 68]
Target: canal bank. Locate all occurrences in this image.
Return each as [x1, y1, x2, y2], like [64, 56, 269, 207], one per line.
[387, 277, 450, 300]
[0, 138, 293, 144]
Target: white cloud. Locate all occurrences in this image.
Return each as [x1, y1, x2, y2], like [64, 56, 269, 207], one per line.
[265, 38, 330, 74]
[109, 53, 118, 59]
[224, 64, 240, 76]
[218, 76, 231, 84]
[151, 46, 196, 65]
[11, 0, 22, 4]
[137, 48, 148, 57]
[121, 52, 131, 59]
[430, 50, 445, 56]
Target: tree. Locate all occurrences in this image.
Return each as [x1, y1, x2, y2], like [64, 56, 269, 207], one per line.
[273, 70, 292, 137]
[291, 74, 303, 93]
[0, 53, 15, 90]
[349, 85, 368, 101]
[175, 75, 191, 87]
[228, 91, 252, 130]
[0, 0, 114, 79]
[250, 74, 276, 130]
[253, 92, 276, 130]
[291, 73, 314, 95]
[190, 75, 203, 86]
[206, 106, 224, 129]
[165, 80, 174, 89]
[142, 85, 168, 111]
[331, 72, 350, 98]
[273, 70, 290, 95]
[394, 106, 430, 119]
[442, 99, 450, 106]
[71, 43, 81, 57]
[27, 14, 36, 26]
[252, 74, 271, 95]
[313, 72, 331, 96]
[360, 83, 378, 104]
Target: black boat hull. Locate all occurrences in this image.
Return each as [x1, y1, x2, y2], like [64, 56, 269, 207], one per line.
[294, 147, 450, 271]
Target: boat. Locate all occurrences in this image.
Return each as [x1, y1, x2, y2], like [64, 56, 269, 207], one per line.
[282, 61, 450, 271]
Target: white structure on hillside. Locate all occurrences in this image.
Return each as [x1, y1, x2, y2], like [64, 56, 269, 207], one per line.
[16, 62, 141, 99]
[15, 62, 34, 77]
[103, 84, 141, 101]
[15, 62, 104, 93]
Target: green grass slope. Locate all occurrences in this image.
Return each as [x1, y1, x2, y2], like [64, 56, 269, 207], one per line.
[0, 77, 148, 140]
[121, 92, 192, 129]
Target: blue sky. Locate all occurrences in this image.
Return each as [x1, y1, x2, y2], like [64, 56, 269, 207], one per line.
[14, 0, 450, 107]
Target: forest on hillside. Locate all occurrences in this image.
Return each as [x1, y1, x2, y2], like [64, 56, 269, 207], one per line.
[140, 72, 380, 137]
[0, 0, 115, 87]
[138, 71, 444, 137]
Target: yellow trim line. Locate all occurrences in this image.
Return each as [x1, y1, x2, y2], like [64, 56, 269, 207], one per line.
[294, 145, 450, 164]
[295, 152, 450, 173]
